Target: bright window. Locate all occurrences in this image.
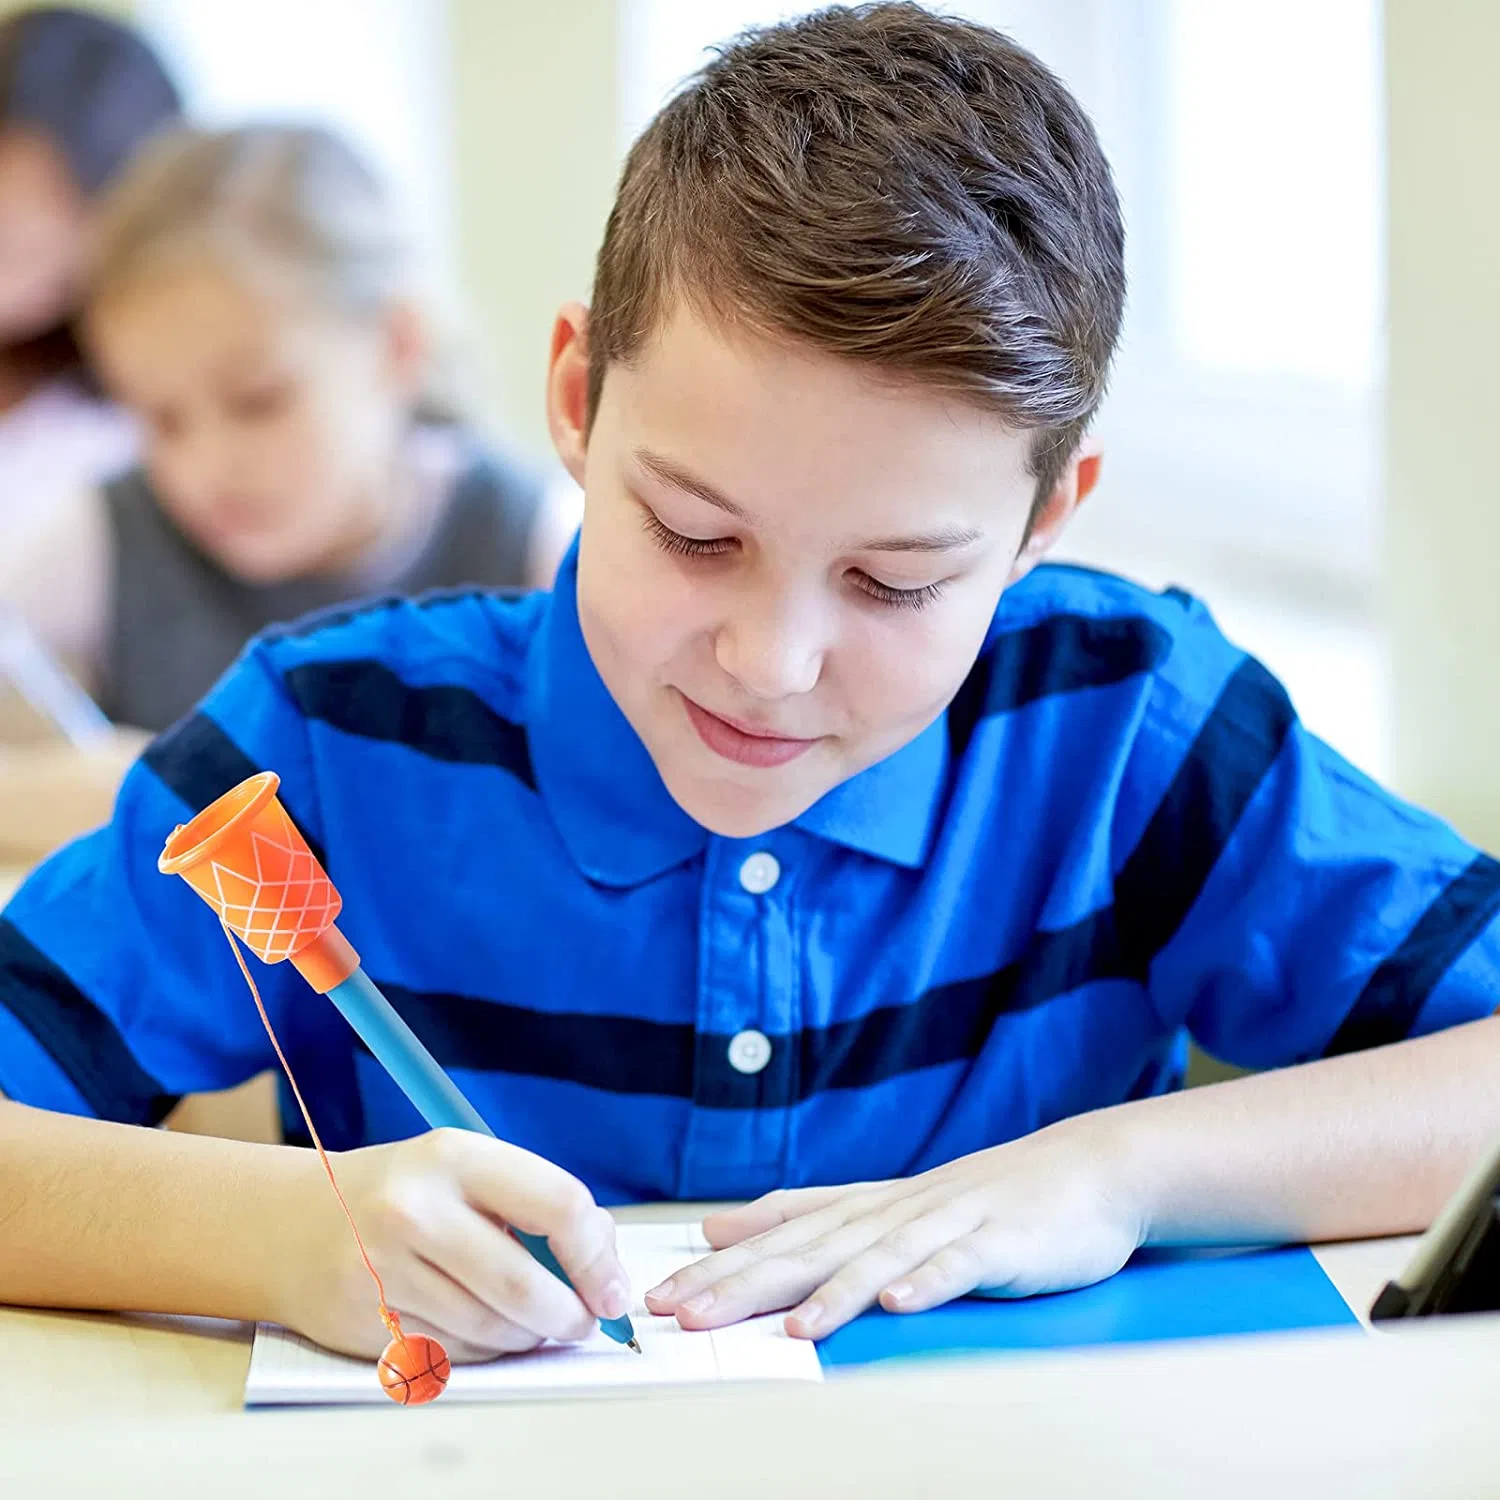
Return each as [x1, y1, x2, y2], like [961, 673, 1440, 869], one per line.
[1167, 0, 1381, 390]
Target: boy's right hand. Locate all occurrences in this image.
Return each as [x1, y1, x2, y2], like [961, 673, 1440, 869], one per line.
[273, 1129, 630, 1362]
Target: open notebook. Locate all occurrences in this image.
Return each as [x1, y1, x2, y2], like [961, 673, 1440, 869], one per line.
[245, 1221, 823, 1406]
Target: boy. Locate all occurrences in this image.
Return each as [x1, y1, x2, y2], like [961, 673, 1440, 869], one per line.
[0, 3, 1497, 1362]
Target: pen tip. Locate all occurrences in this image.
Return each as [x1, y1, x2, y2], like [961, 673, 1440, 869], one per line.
[627, 1338, 642, 1354]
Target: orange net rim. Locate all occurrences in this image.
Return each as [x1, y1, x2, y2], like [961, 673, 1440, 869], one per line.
[157, 771, 282, 877]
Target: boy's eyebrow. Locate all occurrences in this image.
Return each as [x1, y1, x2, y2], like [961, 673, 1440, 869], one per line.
[860, 524, 984, 554]
[634, 449, 751, 520]
[632, 448, 983, 553]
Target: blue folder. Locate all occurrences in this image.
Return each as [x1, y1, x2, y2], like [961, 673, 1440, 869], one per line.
[816, 1244, 1361, 1370]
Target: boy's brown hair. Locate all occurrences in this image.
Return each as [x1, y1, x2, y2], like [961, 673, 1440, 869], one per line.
[588, 2, 1125, 508]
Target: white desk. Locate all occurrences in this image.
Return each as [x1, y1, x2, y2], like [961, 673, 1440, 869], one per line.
[2, 1266, 1499, 1498]
[0, 1206, 1405, 1421]
[4, 1224, 1490, 1499]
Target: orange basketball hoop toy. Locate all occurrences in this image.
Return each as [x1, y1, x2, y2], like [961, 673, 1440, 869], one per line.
[158, 772, 638, 1405]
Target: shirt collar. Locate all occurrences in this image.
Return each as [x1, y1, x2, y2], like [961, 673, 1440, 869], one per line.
[526, 543, 950, 887]
[792, 712, 948, 867]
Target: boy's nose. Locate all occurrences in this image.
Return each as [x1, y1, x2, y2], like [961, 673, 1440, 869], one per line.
[714, 600, 826, 700]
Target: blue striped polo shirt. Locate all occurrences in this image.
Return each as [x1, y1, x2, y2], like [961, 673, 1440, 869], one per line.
[1, 546, 1497, 1205]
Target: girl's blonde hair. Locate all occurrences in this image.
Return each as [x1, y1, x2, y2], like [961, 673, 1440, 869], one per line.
[86, 122, 468, 422]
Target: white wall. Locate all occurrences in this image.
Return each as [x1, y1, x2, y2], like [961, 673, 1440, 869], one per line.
[446, 0, 619, 455]
[1384, 0, 1500, 846]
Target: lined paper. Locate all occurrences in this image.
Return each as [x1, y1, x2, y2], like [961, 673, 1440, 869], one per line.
[245, 1222, 823, 1406]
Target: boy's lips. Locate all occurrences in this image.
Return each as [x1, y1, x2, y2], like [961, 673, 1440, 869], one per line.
[679, 694, 820, 768]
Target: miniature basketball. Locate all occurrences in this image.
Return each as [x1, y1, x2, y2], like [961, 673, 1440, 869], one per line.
[378, 1333, 451, 1405]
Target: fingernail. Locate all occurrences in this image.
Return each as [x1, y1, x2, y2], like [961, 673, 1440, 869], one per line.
[646, 1278, 674, 1304]
[794, 1301, 825, 1333]
[601, 1281, 629, 1319]
[680, 1291, 714, 1316]
[884, 1281, 913, 1306]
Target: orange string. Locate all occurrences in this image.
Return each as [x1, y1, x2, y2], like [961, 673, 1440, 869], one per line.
[219, 920, 406, 1349]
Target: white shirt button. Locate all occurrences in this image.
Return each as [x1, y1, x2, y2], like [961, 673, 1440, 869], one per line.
[727, 1028, 773, 1075]
[738, 851, 781, 894]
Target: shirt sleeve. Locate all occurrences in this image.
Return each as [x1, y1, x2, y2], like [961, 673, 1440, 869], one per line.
[1128, 646, 1500, 1069]
[0, 639, 332, 1123]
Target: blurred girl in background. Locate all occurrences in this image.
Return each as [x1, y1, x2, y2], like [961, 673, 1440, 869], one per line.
[0, 4, 181, 529]
[0, 122, 576, 741]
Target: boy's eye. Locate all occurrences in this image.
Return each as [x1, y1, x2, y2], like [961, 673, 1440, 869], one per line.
[641, 509, 947, 610]
[641, 510, 735, 559]
[851, 573, 948, 611]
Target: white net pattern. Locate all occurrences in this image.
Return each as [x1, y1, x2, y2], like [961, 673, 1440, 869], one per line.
[203, 799, 340, 963]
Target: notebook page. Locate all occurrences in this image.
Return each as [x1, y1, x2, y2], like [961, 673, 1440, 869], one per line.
[245, 1221, 823, 1406]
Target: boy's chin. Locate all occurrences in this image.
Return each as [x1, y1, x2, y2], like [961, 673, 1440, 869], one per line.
[664, 767, 827, 841]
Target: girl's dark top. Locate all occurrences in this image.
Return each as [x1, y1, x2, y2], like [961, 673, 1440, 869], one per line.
[98, 444, 547, 732]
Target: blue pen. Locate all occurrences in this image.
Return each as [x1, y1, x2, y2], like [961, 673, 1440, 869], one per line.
[158, 771, 640, 1353]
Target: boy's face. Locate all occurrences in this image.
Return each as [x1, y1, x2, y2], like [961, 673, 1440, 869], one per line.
[548, 300, 1095, 839]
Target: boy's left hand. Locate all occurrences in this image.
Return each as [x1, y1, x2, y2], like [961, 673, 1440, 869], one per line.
[645, 1121, 1144, 1338]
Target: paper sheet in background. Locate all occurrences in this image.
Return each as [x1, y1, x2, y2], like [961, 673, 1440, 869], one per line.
[245, 1222, 823, 1406]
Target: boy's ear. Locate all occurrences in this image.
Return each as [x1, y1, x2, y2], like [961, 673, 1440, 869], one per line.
[1075, 442, 1104, 505]
[546, 301, 591, 488]
[1007, 437, 1104, 586]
